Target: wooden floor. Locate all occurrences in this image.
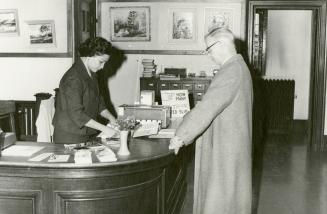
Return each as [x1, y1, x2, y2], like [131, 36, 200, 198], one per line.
[181, 132, 327, 214]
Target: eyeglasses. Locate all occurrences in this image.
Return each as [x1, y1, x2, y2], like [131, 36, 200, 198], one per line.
[202, 41, 221, 55]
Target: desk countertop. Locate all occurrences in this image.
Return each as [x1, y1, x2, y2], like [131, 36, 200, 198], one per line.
[0, 137, 187, 214]
[0, 138, 174, 169]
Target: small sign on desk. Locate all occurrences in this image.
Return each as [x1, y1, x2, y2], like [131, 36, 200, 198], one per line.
[161, 90, 190, 118]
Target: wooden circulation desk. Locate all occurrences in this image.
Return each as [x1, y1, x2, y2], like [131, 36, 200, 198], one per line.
[0, 138, 188, 214]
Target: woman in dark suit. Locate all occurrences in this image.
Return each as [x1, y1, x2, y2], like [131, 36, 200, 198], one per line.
[53, 37, 117, 144]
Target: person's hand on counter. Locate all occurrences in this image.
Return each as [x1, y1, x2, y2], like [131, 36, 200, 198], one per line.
[110, 118, 118, 126]
[100, 109, 117, 126]
[169, 136, 184, 155]
[101, 126, 118, 138]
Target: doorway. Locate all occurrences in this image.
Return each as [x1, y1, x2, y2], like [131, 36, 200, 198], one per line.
[74, 0, 97, 61]
[247, 1, 327, 152]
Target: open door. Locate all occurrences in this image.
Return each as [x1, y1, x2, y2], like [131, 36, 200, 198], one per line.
[74, 0, 97, 61]
[247, 0, 327, 151]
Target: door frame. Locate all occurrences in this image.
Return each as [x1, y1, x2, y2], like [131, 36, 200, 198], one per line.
[74, 0, 97, 61]
[247, 0, 327, 151]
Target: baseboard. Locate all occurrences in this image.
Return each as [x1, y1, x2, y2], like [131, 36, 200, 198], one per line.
[292, 120, 308, 134]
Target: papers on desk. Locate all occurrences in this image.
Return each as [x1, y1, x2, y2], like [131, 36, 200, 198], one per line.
[2, 145, 44, 157]
[29, 152, 54, 162]
[97, 123, 120, 139]
[48, 154, 70, 163]
[95, 147, 117, 162]
[132, 121, 159, 137]
[74, 149, 92, 164]
[148, 129, 176, 139]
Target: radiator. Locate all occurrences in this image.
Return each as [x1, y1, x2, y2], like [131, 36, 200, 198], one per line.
[264, 79, 295, 133]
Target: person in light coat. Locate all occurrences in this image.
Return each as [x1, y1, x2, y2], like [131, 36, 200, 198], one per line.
[169, 27, 253, 214]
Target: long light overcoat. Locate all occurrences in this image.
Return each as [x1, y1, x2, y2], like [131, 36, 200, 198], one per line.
[175, 54, 253, 214]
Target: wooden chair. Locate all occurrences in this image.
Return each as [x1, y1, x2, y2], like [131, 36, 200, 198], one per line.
[0, 101, 16, 133]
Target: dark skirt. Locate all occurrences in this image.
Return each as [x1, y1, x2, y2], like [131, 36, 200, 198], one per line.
[53, 129, 92, 144]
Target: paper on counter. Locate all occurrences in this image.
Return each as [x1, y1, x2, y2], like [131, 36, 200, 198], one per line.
[97, 123, 120, 139]
[29, 152, 54, 162]
[48, 155, 70, 162]
[148, 129, 176, 139]
[133, 121, 159, 137]
[74, 149, 92, 164]
[96, 147, 117, 162]
[103, 140, 120, 149]
[2, 145, 44, 157]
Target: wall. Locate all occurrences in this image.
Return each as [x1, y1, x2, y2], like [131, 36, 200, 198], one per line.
[0, 58, 72, 100]
[0, 0, 73, 100]
[99, 1, 244, 51]
[100, 0, 245, 110]
[265, 10, 312, 120]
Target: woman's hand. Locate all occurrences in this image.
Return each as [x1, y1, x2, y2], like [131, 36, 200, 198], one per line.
[109, 117, 118, 126]
[101, 126, 118, 138]
[169, 136, 184, 155]
[100, 109, 117, 125]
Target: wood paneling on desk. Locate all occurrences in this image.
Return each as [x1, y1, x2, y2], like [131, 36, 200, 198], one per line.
[0, 139, 188, 214]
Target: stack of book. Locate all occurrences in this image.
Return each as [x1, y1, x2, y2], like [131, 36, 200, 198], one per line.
[142, 59, 157, 77]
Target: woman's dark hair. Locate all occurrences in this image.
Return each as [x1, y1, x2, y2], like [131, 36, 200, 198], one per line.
[78, 37, 112, 57]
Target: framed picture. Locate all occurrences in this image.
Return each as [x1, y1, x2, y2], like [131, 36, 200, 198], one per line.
[168, 8, 197, 43]
[204, 8, 234, 34]
[110, 6, 150, 42]
[26, 20, 56, 46]
[0, 9, 19, 35]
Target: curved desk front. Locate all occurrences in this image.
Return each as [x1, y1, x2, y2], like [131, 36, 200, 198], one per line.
[0, 139, 188, 214]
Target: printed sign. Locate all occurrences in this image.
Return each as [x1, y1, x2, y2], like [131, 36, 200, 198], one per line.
[161, 90, 190, 118]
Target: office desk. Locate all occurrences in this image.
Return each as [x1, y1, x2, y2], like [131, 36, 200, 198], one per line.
[0, 139, 188, 214]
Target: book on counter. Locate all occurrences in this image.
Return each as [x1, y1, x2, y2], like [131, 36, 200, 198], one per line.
[142, 59, 154, 63]
[143, 63, 156, 67]
[148, 129, 176, 139]
[144, 64, 156, 68]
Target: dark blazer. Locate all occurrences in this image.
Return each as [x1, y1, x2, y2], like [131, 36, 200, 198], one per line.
[52, 58, 106, 136]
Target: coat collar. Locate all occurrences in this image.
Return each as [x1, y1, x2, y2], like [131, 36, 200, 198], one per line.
[75, 58, 98, 83]
[221, 54, 243, 69]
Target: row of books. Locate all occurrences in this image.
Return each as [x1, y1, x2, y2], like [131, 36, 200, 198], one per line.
[142, 59, 157, 77]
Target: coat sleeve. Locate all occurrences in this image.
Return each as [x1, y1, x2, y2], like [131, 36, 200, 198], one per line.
[175, 67, 241, 145]
[98, 94, 107, 114]
[61, 76, 92, 128]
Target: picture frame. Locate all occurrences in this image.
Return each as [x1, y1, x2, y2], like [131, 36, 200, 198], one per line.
[168, 8, 197, 43]
[204, 8, 234, 34]
[26, 20, 56, 46]
[0, 9, 19, 36]
[110, 6, 150, 42]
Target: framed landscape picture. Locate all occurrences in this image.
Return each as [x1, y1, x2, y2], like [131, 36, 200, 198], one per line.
[168, 8, 197, 43]
[0, 9, 19, 35]
[204, 8, 233, 34]
[26, 20, 56, 46]
[110, 6, 150, 42]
